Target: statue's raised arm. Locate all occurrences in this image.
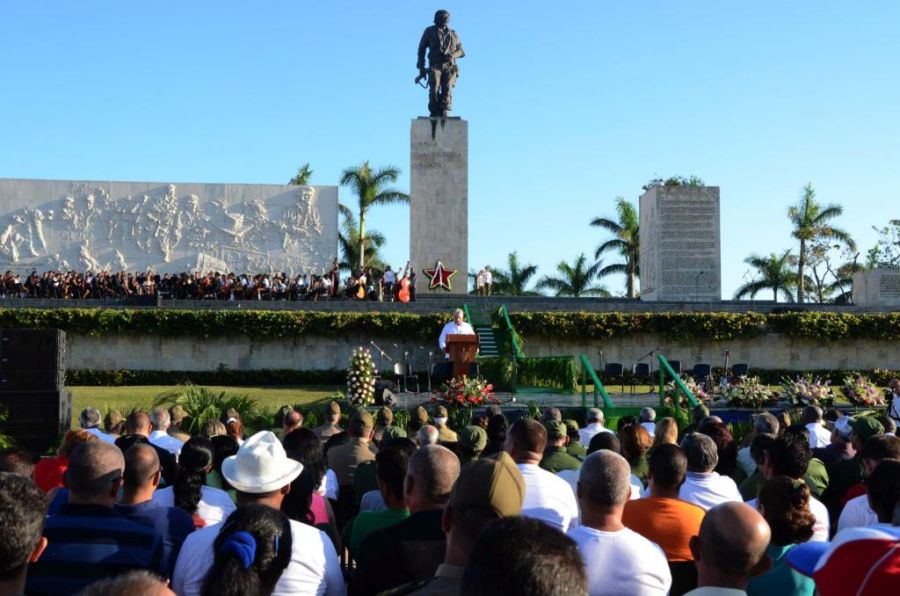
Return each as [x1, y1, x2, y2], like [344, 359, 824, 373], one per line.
[416, 9, 464, 117]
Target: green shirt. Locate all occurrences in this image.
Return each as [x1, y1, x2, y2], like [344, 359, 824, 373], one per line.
[567, 441, 587, 460]
[805, 458, 829, 498]
[540, 446, 582, 473]
[350, 508, 410, 558]
[740, 468, 764, 501]
[747, 544, 815, 596]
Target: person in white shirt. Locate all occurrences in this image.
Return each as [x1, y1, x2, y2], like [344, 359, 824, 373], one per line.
[559, 431, 642, 501]
[172, 431, 345, 596]
[639, 407, 657, 439]
[476, 268, 485, 295]
[568, 450, 672, 595]
[148, 407, 185, 457]
[505, 418, 579, 532]
[482, 265, 493, 296]
[437, 308, 475, 355]
[578, 408, 612, 447]
[837, 434, 900, 532]
[801, 405, 832, 450]
[678, 433, 742, 510]
[78, 407, 116, 444]
[736, 412, 780, 477]
[154, 436, 236, 527]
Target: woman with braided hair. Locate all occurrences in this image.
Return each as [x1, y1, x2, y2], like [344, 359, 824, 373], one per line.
[153, 436, 236, 527]
[202, 504, 292, 596]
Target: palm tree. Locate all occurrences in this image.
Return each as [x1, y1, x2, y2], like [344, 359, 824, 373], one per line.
[337, 204, 386, 272]
[340, 161, 409, 270]
[492, 252, 540, 296]
[536, 253, 610, 297]
[788, 183, 855, 303]
[733, 251, 799, 302]
[590, 197, 640, 298]
[288, 163, 313, 185]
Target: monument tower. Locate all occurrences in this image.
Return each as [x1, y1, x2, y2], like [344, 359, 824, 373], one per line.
[410, 9, 468, 294]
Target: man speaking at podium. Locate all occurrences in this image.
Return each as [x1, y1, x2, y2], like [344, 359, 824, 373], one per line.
[438, 308, 475, 355]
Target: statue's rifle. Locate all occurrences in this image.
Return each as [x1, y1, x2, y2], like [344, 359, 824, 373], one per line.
[414, 72, 428, 88]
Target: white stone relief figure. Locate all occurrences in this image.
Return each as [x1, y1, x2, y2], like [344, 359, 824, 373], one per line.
[25, 207, 47, 256]
[0, 216, 26, 262]
[115, 249, 128, 270]
[79, 240, 102, 272]
[283, 187, 322, 235]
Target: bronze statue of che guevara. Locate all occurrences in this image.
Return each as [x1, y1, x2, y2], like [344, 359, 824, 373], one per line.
[416, 10, 465, 117]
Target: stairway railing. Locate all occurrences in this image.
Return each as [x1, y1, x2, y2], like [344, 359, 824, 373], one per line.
[495, 305, 525, 359]
[657, 354, 700, 414]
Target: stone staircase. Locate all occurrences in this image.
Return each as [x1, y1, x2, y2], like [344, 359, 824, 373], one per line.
[473, 324, 500, 357]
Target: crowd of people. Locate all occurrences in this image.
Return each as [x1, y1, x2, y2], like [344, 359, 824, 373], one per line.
[1, 396, 899, 595]
[0, 263, 418, 302]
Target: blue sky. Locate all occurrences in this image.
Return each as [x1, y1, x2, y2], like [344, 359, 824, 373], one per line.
[1, 2, 897, 298]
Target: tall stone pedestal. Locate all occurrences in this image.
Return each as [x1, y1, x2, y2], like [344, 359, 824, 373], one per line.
[853, 268, 900, 307]
[410, 117, 468, 294]
[639, 185, 721, 302]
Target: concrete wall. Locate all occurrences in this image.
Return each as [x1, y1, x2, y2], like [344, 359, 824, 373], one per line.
[67, 331, 895, 373]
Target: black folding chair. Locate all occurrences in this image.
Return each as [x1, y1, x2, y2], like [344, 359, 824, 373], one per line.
[604, 362, 624, 393]
[393, 362, 420, 393]
[731, 363, 749, 377]
[692, 363, 712, 391]
[668, 360, 682, 375]
[632, 362, 651, 394]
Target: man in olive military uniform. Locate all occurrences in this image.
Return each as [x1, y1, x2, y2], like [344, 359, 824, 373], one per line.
[458, 425, 487, 464]
[374, 406, 394, 444]
[416, 9, 465, 117]
[564, 419, 587, 460]
[540, 420, 582, 473]
[313, 400, 344, 442]
[434, 405, 458, 443]
[389, 452, 525, 595]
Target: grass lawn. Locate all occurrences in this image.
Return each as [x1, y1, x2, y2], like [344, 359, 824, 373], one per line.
[67, 385, 343, 429]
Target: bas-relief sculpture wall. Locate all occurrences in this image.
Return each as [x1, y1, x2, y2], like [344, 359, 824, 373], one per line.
[0, 178, 339, 274]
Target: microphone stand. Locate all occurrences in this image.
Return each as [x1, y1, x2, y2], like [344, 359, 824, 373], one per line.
[369, 340, 393, 376]
[420, 346, 433, 394]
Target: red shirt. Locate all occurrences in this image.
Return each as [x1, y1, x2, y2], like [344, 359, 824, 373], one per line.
[33, 455, 68, 492]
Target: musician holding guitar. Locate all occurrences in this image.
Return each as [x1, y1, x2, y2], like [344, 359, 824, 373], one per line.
[397, 261, 412, 303]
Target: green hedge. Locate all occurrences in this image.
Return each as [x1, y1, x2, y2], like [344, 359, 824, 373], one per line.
[67, 368, 346, 387]
[0, 308, 445, 341]
[508, 312, 900, 342]
[2, 308, 898, 342]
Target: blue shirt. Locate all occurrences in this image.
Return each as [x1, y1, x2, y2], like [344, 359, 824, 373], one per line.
[115, 499, 195, 576]
[26, 503, 164, 595]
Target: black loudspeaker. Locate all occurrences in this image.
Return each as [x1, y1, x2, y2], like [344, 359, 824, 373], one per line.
[0, 329, 69, 453]
[0, 329, 66, 371]
[0, 390, 71, 454]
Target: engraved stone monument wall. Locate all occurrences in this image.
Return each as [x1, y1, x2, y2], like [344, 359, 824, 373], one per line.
[639, 185, 721, 302]
[0, 178, 338, 274]
[410, 118, 468, 294]
[852, 268, 900, 307]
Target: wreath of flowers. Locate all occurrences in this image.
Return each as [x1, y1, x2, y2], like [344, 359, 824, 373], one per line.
[432, 376, 497, 408]
[346, 347, 376, 406]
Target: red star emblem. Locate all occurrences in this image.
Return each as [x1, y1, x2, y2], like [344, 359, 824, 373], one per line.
[423, 260, 457, 291]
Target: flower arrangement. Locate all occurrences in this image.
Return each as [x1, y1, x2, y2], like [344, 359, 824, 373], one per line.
[722, 376, 776, 409]
[346, 347, 376, 406]
[663, 375, 709, 408]
[780, 374, 834, 407]
[841, 375, 885, 407]
[432, 376, 496, 408]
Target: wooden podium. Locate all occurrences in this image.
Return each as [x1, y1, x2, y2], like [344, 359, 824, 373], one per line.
[446, 334, 479, 379]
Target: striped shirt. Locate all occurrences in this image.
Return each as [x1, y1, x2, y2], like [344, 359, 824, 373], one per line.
[26, 503, 164, 595]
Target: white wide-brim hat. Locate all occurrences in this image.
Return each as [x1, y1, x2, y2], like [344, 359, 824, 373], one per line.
[222, 430, 304, 494]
